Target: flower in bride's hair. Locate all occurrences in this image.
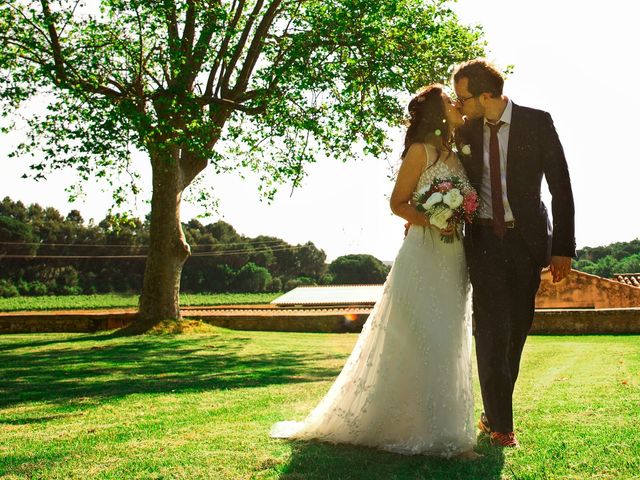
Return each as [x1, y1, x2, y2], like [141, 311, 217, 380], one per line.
[424, 192, 443, 209]
[461, 144, 472, 156]
[443, 189, 463, 209]
[429, 205, 454, 230]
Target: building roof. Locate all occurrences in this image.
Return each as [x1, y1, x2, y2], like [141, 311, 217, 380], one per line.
[272, 285, 384, 306]
[614, 273, 640, 288]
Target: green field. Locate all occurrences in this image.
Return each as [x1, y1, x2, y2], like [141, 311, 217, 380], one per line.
[0, 329, 638, 479]
[0, 293, 281, 312]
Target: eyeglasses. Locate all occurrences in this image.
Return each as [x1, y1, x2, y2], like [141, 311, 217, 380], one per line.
[456, 94, 475, 105]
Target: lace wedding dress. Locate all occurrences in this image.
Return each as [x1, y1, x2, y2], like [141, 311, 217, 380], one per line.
[271, 153, 475, 457]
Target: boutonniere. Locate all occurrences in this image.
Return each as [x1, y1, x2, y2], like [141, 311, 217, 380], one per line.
[455, 143, 472, 157]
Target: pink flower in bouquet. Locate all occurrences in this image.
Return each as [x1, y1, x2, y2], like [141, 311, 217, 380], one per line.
[463, 191, 479, 216]
[437, 181, 454, 192]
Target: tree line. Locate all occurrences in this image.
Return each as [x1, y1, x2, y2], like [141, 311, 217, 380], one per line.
[573, 239, 640, 278]
[0, 197, 390, 297]
[5, 195, 637, 298]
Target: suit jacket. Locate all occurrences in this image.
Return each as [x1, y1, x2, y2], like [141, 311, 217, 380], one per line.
[458, 102, 576, 267]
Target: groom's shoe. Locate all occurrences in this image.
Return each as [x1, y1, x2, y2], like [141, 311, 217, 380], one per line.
[478, 412, 491, 435]
[490, 431, 520, 448]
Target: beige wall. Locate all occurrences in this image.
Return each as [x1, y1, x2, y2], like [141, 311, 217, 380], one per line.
[536, 269, 640, 309]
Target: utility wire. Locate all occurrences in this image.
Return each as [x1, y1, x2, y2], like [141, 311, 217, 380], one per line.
[0, 244, 309, 260]
[0, 239, 293, 248]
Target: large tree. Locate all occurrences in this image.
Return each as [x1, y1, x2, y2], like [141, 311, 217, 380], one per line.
[0, 0, 483, 331]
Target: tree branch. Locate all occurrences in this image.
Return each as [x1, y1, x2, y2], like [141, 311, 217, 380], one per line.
[1, 37, 48, 66]
[164, 0, 179, 83]
[6, 2, 49, 41]
[187, 1, 225, 87]
[135, 4, 144, 93]
[220, 0, 265, 96]
[229, 0, 283, 95]
[180, 0, 197, 60]
[205, 0, 246, 98]
[36, 2, 125, 100]
[40, 0, 67, 84]
[106, 78, 128, 94]
[201, 96, 266, 115]
[59, 0, 82, 36]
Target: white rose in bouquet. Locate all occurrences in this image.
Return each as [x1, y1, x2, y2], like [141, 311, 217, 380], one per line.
[429, 205, 453, 230]
[443, 188, 463, 209]
[424, 192, 443, 209]
[416, 184, 431, 197]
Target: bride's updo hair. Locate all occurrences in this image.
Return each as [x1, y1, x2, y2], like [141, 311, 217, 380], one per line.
[402, 84, 451, 158]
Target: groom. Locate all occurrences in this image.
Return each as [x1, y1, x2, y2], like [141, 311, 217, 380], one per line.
[453, 59, 575, 447]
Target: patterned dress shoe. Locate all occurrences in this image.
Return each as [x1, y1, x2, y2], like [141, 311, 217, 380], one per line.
[478, 412, 491, 435]
[490, 431, 520, 448]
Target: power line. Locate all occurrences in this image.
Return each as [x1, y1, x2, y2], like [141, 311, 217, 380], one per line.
[0, 244, 310, 260]
[0, 238, 295, 248]
[191, 245, 308, 256]
[0, 254, 147, 259]
[0, 242, 146, 248]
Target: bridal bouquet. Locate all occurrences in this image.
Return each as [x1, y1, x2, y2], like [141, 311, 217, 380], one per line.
[413, 176, 479, 243]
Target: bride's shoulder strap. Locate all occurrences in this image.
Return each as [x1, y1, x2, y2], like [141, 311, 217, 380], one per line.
[404, 142, 429, 169]
[423, 143, 440, 169]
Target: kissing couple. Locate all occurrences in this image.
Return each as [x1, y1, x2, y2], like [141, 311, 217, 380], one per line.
[271, 58, 576, 459]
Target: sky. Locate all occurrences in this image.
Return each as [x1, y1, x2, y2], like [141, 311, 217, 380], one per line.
[2, 0, 640, 262]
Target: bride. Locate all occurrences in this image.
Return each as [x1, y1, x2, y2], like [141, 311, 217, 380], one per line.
[271, 84, 478, 460]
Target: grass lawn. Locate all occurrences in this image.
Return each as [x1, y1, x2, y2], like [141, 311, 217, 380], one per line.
[0, 293, 281, 312]
[0, 329, 638, 479]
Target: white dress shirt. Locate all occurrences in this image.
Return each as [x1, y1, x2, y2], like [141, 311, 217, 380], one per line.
[478, 99, 515, 222]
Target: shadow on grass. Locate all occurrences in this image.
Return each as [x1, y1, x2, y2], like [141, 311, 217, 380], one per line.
[0, 332, 343, 411]
[0, 452, 69, 478]
[0, 332, 123, 352]
[278, 435, 505, 480]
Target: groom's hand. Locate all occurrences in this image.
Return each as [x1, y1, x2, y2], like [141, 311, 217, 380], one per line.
[549, 256, 572, 283]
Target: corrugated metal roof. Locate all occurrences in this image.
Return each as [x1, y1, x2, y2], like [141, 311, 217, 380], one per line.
[272, 285, 384, 305]
[614, 273, 640, 288]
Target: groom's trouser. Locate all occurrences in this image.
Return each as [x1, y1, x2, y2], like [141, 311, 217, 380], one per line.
[467, 225, 543, 433]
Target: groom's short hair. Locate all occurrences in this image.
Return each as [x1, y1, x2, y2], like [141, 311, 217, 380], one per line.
[453, 59, 504, 98]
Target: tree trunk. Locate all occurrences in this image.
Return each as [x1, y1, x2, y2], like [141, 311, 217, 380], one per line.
[130, 150, 191, 333]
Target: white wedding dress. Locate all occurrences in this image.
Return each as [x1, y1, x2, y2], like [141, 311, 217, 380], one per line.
[271, 153, 475, 457]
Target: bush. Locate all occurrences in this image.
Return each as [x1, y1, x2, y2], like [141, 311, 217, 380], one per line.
[0, 280, 20, 298]
[27, 281, 49, 296]
[284, 276, 316, 292]
[207, 264, 237, 292]
[16, 279, 31, 295]
[319, 273, 334, 285]
[232, 262, 272, 292]
[267, 276, 283, 292]
[61, 285, 83, 295]
[328, 254, 390, 284]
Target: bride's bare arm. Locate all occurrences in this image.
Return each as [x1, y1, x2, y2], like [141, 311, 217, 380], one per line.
[390, 144, 429, 227]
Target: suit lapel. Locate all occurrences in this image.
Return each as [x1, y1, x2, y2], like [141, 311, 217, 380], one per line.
[506, 102, 523, 199]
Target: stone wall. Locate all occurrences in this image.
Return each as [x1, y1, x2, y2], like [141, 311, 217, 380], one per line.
[3, 309, 639, 334]
[0, 313, 134, 334]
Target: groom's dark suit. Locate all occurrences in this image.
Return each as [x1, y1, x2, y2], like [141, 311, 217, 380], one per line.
[459, 102, 575, 433]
